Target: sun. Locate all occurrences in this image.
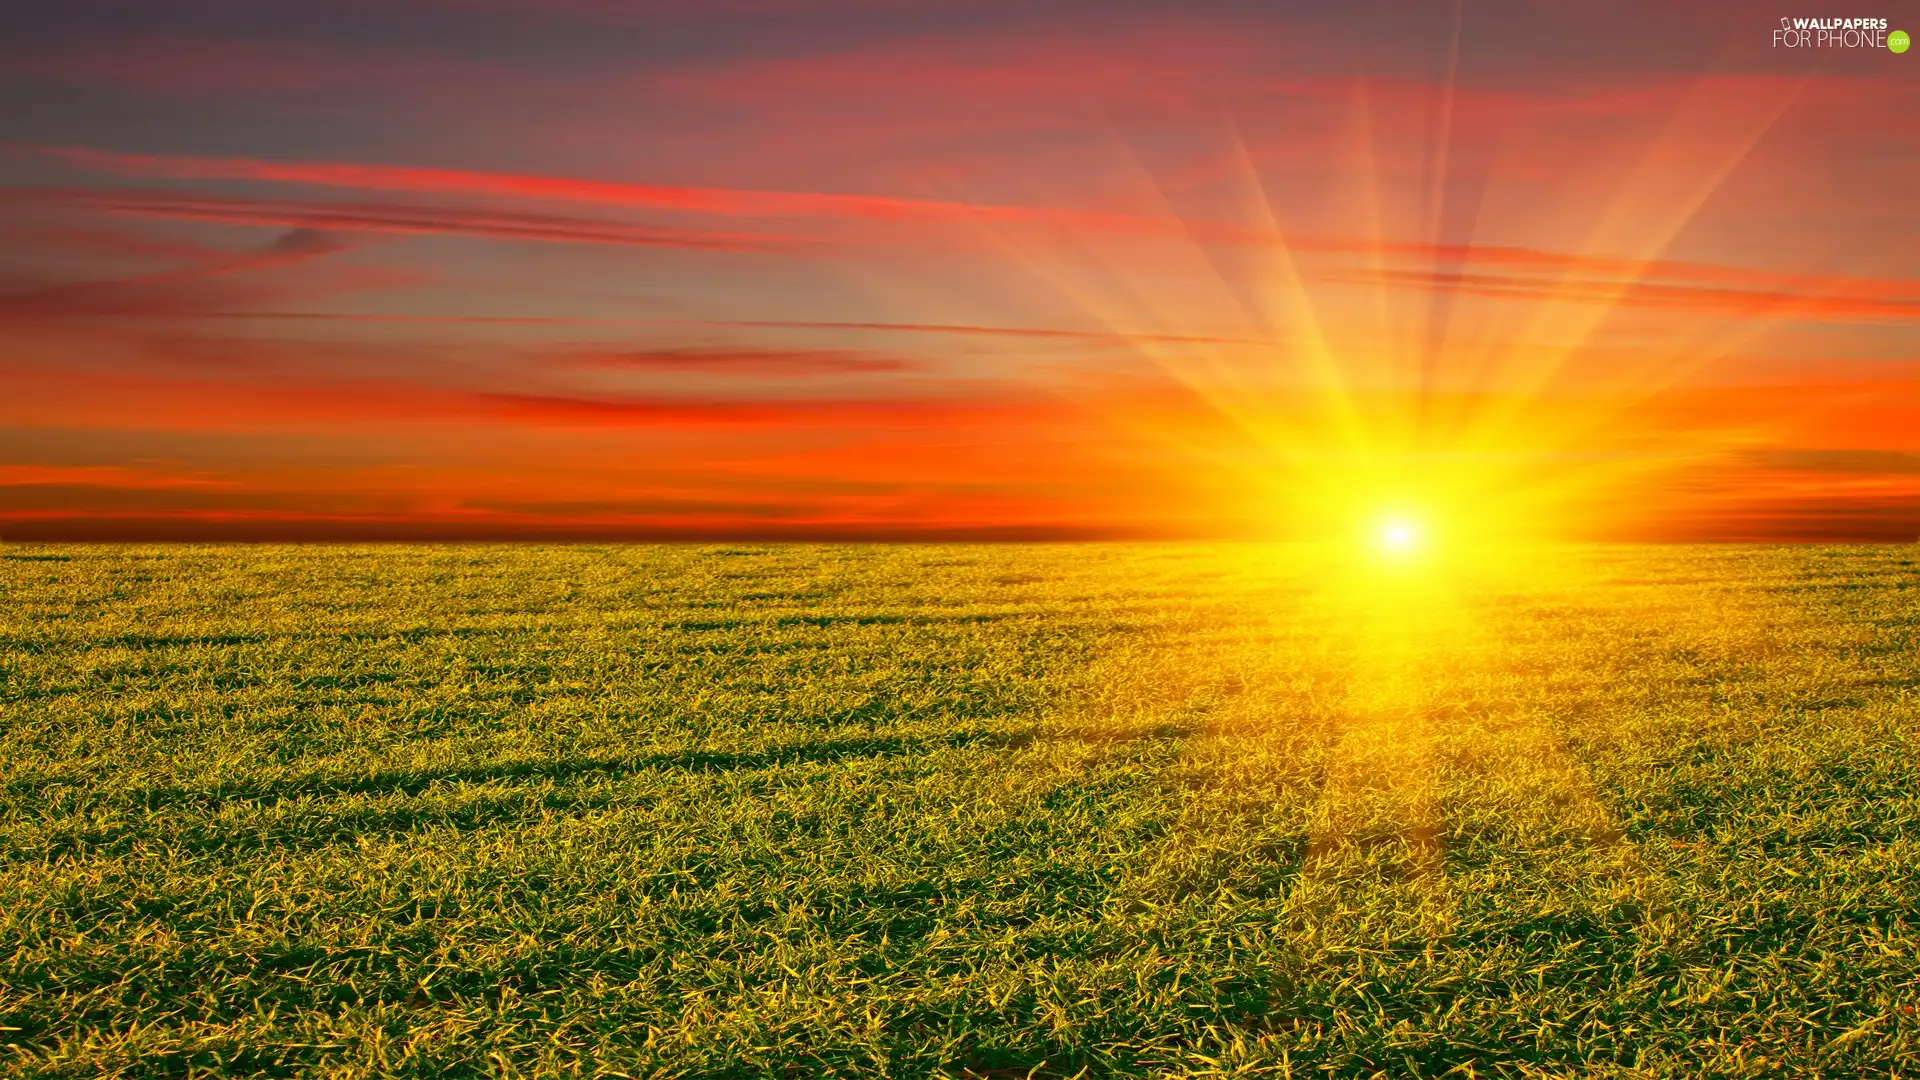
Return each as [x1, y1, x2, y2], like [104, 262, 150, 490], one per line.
[1370, 512, 1428, 558]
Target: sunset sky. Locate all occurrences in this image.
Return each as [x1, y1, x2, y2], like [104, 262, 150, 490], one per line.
[3, 0, 1917, 541]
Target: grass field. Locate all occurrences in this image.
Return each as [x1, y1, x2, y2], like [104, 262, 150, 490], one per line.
[3, 542, 1918, 1078]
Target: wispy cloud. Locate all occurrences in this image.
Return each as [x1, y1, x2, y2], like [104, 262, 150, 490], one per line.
[4, 187, 811, 252]
[25, 145, 1144, 228]
[1740, 448, 1920, 475]
[0, 227, 354, 319]
[1327, 267, 1920, 324]
[561, 345, 926, 376]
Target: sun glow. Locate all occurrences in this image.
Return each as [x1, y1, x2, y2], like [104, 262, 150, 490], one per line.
[883, 46, 1831, 550]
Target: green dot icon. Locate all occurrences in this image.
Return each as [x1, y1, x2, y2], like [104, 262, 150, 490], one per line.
[1893, 29, 1912, 53]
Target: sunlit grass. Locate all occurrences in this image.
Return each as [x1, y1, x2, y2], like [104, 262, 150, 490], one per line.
[2, 542, 1918, 1077]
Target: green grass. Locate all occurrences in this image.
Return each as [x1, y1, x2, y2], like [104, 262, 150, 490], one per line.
[2, 542, 1918, 1078]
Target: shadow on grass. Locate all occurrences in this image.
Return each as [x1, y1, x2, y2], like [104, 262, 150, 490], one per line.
[16, 728, 1040, 816]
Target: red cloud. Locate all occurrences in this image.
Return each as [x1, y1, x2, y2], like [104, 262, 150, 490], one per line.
[0, 358, 1075, 434]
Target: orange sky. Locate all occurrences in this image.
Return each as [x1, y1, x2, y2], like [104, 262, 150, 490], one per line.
[2, 1, 1917, 540]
